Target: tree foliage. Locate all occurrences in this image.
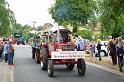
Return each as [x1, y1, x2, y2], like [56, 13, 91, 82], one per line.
[100, 0, 124, 38]
[77, 29, 92, 40]
[37, 26, 43, 31]
[0, 0, 16, 37]
[49, 0, 96, 27]
[14, 23, 32, 40]
[49, 0, 124, 38]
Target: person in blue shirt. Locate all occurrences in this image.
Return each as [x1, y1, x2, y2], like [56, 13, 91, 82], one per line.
[32, 38, 38, 59]
[77, 36, 84, 51]
[3, 41, 8, 63]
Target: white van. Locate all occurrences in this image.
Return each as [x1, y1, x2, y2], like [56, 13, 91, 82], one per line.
[95, 41, 108, 57]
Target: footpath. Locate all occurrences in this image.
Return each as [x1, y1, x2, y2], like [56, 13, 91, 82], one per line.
[0, 62, 14, 82]
[85, 54, 124, 77]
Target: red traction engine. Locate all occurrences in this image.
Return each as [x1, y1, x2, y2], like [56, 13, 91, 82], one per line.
[40, 27, 86, 77]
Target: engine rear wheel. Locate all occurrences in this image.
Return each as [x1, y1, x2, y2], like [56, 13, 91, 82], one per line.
[40, 46, 48, 70]
[77, 58, 86, 76]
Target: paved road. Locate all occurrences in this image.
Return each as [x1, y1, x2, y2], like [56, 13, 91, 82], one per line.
[14, 45, 124, 82]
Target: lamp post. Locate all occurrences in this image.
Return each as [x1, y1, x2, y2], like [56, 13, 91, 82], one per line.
[30, 21, 37, 34]
[32, 21, 36, 30]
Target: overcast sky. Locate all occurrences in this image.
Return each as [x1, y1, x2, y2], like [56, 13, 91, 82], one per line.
[7, 0, 55, 26]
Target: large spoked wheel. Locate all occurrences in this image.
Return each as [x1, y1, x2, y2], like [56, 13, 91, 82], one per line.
[48, 60, 54, 77]
[66, 64, 75, 70]
[40, 46, 48, 70]
[77, 58, 86, 76]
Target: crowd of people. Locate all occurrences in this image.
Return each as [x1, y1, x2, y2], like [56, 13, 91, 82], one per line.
[75, 35, 124, 72]
[108, 36, 124, 72]
[0, 38, 14, 65]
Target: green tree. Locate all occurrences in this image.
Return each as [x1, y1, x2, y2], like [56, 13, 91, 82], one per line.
[37, 26, 43, 31]
[14, 23, 32, 40]
[49, 0, 124, 38]
[15, 23, 22, 32]
[43, 23, 53, 29]
[0, 0, 16, 37]
[22, 24, 32, 40]
[49, 0, 96, 32]
[77, 28, 93, 40]
[100, 0, 124, 38]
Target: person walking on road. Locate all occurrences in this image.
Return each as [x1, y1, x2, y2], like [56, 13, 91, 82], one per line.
[32, 39, 38, 59]
[116, 37, 124, 72]
[3, 41, 8, 63]
[8, 41, 14, 65]
[97, 40, 102, 61]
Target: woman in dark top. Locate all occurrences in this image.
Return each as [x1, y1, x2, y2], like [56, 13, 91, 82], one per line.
[108, 39, 117, 65]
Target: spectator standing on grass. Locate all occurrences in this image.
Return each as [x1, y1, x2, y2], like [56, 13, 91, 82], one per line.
[116, 37, 124, 72]
[96, 40, 102, 61]
[115, 38, 118, 44]
[108, 37, 117, 65]
[89, 41, 95, 60]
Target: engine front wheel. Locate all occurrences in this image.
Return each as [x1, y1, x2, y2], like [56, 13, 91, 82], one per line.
[48, 60, 54, 77]
[77, 58, 86, 76]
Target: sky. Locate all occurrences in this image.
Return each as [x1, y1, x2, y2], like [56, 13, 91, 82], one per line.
[7, 0, 55, 26]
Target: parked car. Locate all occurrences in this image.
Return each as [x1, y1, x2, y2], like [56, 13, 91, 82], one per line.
[95, 41, 108, 57]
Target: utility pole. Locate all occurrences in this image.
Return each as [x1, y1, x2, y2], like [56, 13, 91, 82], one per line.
[32, 21, 36, 30]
